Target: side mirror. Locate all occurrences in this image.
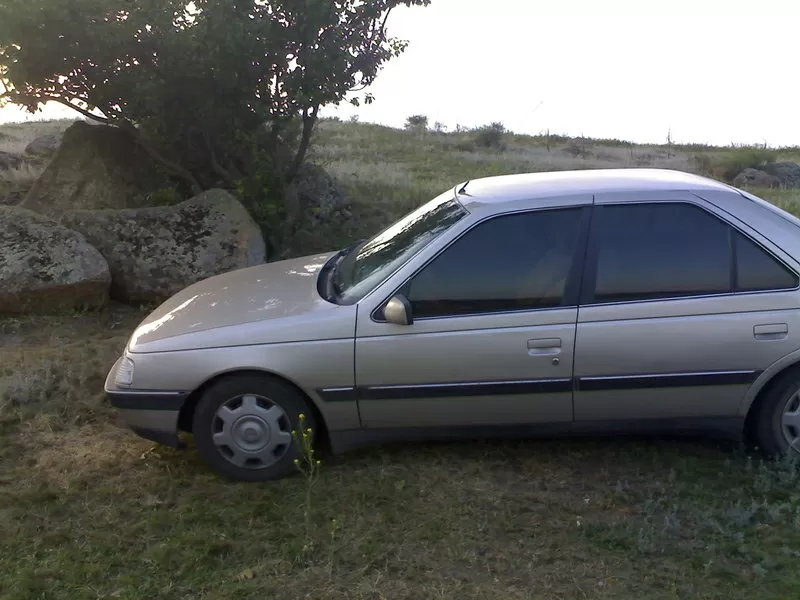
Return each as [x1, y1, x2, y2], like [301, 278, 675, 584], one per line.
[383, 295, 414, 326]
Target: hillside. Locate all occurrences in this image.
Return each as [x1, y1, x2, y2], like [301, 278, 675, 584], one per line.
[5, 117, 800, 252]
[3, 118, 800, 600]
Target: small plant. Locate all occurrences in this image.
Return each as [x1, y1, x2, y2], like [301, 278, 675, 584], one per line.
[404, 114, 428, 131]
[474, 122, 506, 149]
[433, 121, 447, 133]
[147, 186, 183, 206]
[292, 412, 322, 547]
[666, 127, 673, 159]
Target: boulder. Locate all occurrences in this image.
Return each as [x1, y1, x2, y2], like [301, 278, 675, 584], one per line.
[21, 121, 173, 216]
[291, 162, 351, 228]
[733, 168, 781, 189]
[61, 189, 266, 304]
[762, 161, 800, 188]
[24, 132, 63, 157]
[0, 206, 110, 314]
[0, 150, 24, 170]
[275, 162, 352, 257]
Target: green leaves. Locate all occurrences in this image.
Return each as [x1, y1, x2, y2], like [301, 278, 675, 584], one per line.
[0, 0, 430, 247]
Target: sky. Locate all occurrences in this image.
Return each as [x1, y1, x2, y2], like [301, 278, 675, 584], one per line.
[3, 0, 799, 146]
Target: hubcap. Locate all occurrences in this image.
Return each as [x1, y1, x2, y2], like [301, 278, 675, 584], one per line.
[212, 394, 292, 469]
[781, 391, 800, 452]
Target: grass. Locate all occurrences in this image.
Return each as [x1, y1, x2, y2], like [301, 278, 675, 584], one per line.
[4, 118, 800, 599]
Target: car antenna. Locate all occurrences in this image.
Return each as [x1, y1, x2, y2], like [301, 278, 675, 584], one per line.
[457, 181, 471, 196]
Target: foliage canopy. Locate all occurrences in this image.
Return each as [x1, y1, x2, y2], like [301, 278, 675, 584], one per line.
[0, 0, 430, 193]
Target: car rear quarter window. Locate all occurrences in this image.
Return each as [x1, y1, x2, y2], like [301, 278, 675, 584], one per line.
[735, 232, 799, 292]
[405, 207, 584, 317]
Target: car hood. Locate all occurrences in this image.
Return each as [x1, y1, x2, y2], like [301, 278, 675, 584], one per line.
[127, 252, 356, 353]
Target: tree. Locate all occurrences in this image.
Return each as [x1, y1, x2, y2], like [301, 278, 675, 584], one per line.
[404, 114, 428, 131]
[0, 0, 431, 196]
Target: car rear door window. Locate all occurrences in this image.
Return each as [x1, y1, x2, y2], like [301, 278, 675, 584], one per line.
[588, 202, 798, 304]
[404, 207, 584, 318]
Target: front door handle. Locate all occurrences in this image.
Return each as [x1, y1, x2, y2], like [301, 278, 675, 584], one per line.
[754, 323, 788, 341]
[527, 338, 562, 356]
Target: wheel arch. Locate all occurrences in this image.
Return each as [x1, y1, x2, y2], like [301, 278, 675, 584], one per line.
[741, 349, 800, 441]
[177, 367, 332, 454]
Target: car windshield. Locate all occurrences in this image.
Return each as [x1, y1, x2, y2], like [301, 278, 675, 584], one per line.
[333, 189, 468, 304]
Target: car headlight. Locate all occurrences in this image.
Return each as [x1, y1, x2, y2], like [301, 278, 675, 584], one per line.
[115, 357, 135, 388]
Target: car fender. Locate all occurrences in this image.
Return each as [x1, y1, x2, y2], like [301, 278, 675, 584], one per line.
[739, 346, 800, 416]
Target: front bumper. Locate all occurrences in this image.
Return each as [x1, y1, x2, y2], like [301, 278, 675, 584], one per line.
[105, 358, 189, 448]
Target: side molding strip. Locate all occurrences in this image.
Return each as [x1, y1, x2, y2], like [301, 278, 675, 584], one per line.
[577, 370, 759, 391]
[318, 371, 760, 402]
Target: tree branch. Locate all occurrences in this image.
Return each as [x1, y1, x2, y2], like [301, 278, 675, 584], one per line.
[203, 128, 235, 186]
[44, 96, 112, 124]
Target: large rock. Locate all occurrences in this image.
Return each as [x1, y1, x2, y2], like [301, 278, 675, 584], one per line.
[762, 162, 800, 188]
[21, 121, 173, 216]
[291, 163, 350, 228]
[0, 206, 110, 314]
[24, 132, 63, 157]
[61, 189, 266, 304]
[0, 150, 24, 170]
[733, 168, 781, 189]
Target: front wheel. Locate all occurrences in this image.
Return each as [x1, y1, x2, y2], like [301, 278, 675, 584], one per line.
[192, 373, 316, 482]
[753, 373, 800, 457]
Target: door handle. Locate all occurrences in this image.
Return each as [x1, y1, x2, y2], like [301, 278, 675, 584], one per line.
[527, 338, 562, 356]
[754, 323, 788, 340]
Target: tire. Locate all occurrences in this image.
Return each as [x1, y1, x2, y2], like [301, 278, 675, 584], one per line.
[753, 371, 800, 458]
[192, 373, 316, 482]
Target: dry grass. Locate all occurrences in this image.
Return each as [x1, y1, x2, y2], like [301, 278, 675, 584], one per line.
[2, 315, 800, 600]
[0, 119, 74, 202]
[4, 120, 800, 599]
[0, 118, 73, 155]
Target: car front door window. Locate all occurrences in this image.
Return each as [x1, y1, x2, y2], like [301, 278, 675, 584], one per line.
[402, 207, 585, 318]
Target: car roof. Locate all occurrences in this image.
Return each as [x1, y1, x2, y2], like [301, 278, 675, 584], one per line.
[456, 168, 733, 207]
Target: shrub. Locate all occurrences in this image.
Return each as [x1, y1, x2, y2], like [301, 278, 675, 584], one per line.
[474, 122, 507, 149]
[404, 115, 429, 131]
[715, 147, 779, 182]
[692, 153, 714, 176]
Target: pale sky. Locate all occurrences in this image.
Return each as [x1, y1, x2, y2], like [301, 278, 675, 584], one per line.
[3, 0, 799, 146]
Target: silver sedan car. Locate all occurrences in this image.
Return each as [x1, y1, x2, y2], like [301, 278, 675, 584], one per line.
[105, 168, 800, 481]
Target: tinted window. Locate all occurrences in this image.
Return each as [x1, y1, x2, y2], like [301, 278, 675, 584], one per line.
[735, 233, 798, 291]
[335, 190, 467, 304]
[404, 208, 584, 317]
[591, 203, 732, 302]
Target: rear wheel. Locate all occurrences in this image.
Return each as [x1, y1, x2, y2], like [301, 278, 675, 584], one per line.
[192, 373, 316, 482]
[753, 373, 800, 457]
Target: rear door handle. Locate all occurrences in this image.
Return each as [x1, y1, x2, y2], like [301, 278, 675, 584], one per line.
[527, 338, 562, 355]
[754, 323, 788, 340]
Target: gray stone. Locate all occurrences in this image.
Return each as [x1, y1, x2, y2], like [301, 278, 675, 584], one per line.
[0, 206, 110, 314]
[292, 163, 350, 228]
[733, 168, 781, 189]
[762, 161, 800, 188]
[0, 150, 24, 170]
[61, 189, 266, 304]
[21, 121, 173, 217]
[24, 132, 63, 157]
